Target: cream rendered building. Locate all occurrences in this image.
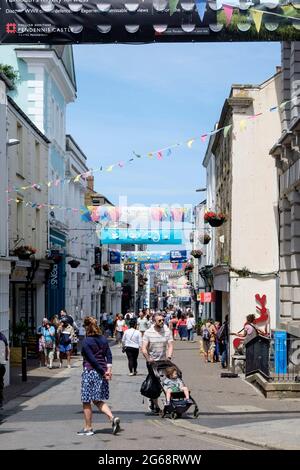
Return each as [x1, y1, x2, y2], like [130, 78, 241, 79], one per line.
[209, 71, 282, 354]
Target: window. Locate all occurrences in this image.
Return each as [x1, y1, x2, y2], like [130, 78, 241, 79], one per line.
[16, 199, 24, 239]
[34, 141, 41, 183]
[34, 209, 40, 253]
[16, 123, 24, 176]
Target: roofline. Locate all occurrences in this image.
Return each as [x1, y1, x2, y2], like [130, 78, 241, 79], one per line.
[7, 96, 51, 144]
[15, 46, 77, 93]
[66, 134, 87, 161]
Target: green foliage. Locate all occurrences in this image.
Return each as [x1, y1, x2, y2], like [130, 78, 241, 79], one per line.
[0, 64, 19, 87]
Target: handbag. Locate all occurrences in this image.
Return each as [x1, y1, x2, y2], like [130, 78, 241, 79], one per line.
[45, 339, 53, 349]
[122, 346, 127, 353]
[140, 373, 161, 399]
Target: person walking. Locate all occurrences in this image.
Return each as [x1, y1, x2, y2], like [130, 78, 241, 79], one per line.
[137, 311, 150, 337]
[57, 317, 75, 368]
[115, 314, 125, 346]
[201, 319, 217, 363]
[218, 315, 229, 369]
[0, 331, 9, 409]
[78, 316, 120, 436]
[142, 313, 173, 414]
[187, 313, 196, 341]
[169, 314, 178, 340]
[122, 319, 142, 376]
[41, 318, 56, 369]
[177, 315, 188, 341]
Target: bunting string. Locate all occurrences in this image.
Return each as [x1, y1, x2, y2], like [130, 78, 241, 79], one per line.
[6, 95, 300, 195]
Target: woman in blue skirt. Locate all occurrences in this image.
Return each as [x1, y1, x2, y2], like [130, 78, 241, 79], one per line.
[77, 316, 121, 436]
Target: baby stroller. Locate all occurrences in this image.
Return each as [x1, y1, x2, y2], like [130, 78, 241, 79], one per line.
[149, 360, 199, 420]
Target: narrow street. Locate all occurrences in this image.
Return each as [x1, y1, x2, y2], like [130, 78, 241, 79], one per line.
[0, 341, 262, 451]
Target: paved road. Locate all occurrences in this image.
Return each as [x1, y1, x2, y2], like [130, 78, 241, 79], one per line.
[0, 342, 261, 450]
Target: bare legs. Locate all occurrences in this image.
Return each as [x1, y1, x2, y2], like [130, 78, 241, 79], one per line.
[82, 401, 114, 431]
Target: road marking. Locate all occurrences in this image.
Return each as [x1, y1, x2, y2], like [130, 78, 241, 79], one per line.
[150, 418, 256, 450]
[217, 405, 267, 413]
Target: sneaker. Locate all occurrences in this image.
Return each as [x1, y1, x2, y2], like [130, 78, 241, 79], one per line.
[129, 372, 134, 376]
[133, 371, 137, 375]
[67, 365, 71, 369]
[112, 417, 121, 435]
[77, 429, 94, 436]
[186, 398, 194, 404]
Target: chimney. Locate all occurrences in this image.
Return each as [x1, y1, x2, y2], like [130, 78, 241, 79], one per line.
[276, 66, 282, 74]
[87, 176, 94, 191]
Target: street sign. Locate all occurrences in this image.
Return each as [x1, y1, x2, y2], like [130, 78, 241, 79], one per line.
[1, 1, 300, 44]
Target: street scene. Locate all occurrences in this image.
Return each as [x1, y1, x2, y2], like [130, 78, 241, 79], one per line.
[1, 0, 300, 457]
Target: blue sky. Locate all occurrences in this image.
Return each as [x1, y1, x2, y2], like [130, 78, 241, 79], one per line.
[67, 42, 280, 211]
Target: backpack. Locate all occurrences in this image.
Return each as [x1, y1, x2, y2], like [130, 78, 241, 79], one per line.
[202, 327, 211, 341]
[217, 323, 226, 341]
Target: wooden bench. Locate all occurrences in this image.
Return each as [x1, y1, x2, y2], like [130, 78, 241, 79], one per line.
[231, 354, 246, 374]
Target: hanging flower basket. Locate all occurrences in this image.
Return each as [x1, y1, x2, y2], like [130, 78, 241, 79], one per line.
[46, 252, 62, 263]
[68, 259, 80, 268]
[202, 234, 211, 244]
[102, 263, 109, 271]
[184, 262, 194, 273]
[191, 250, 203, 259]
[13, 245, 37, 259]
[204, 212, 227, 227]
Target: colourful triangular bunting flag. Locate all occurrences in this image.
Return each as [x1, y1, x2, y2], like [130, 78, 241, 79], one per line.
[223, 5, 233, 26]
[169, 0, 179, 16]
[250, 9, 263, 33]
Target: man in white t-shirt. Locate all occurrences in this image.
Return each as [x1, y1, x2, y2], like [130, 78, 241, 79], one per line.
[142, 313, 173, 413]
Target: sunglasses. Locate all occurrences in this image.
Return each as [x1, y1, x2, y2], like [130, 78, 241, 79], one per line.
[157, 319, 164, 323]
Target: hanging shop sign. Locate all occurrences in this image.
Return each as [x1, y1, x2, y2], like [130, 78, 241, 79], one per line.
[109, 250, 121, 264]
[1, 1, 300, 45]
[170, 249, 188, 263]
[100, 229, 183, 245]
[199, 291, 216, 303]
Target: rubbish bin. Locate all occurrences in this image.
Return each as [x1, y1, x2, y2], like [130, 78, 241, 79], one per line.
[245, 335, 270, 378]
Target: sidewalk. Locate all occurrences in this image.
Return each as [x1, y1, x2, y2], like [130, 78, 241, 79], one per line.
[170, 338, 300, 450]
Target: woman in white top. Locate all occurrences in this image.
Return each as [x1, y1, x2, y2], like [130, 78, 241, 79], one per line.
[187, 313, 196, 342]
[122, 319, 142, 376]
[115, 314, 125, 345]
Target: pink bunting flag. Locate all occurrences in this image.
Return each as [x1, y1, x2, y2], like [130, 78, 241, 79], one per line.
[118, 161, 125, 168]
[223, 5, 234, 26]
[200, 134, 207, 143]
[157, 151, 163, 160]
[247, 112, 263, 120]
[54, 179, 60, 187]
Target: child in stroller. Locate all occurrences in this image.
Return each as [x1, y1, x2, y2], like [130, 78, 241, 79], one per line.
[150, 360, 199, 419]
[163, 366, 192, 406]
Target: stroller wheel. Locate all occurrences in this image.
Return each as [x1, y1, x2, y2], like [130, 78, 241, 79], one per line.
[159, 409, 165, 418]
[193, 408, 199, 419]
[171, 412, 177, 420]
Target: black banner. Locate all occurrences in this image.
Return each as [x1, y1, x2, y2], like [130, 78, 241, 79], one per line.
[1, 1, 300, 44]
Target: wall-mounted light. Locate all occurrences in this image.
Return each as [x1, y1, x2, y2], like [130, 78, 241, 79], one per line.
[7, 138, 20, 147]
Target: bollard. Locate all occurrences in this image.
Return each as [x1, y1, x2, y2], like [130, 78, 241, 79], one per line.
[21, 341, 27, 382]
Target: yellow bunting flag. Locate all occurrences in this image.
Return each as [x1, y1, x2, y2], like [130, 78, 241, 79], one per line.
[47, 181, 52, 187]
[106, 165, 114, 172]
[250, 9, 263, 33]
[239, 120, 247, 131]
[147, 153, 153, 159]
[223, 125, 232, 137]
[74, 174, 81, 182]
[187, 139, 195, 148]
